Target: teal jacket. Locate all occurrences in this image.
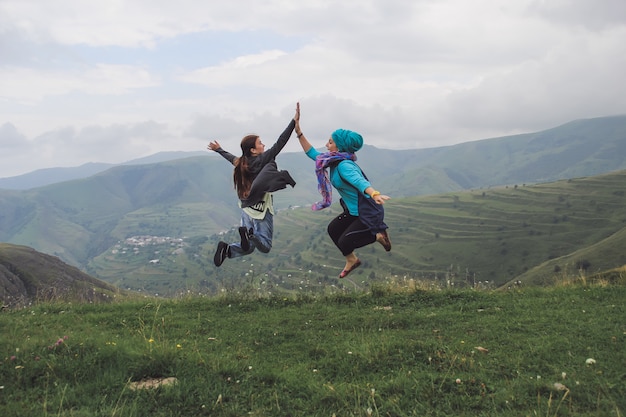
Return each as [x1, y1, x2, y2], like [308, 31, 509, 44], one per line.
[305, 148, 371, 216]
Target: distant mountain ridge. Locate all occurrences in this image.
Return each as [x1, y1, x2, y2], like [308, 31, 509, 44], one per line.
[2, 115, 625, 192]
[0, 162, 115, 190]
[0, 115, 625, 292]
[0, 151, 207, 190]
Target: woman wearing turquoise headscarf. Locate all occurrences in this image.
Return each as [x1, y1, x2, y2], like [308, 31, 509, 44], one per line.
[294, 103, 391, 278]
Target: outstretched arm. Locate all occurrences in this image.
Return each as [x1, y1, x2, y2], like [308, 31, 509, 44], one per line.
[207, 140, 237, 165]
[364, 186, 390, 205]
[295, 102, 313, 153]
[261, 109, 297, 161]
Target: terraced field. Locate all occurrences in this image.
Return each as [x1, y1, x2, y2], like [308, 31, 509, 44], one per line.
[87, 171, 626, 295]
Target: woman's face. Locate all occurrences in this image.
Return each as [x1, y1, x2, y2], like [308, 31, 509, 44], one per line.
[326, 137, 339, 152]
[251, 137, 265, 155]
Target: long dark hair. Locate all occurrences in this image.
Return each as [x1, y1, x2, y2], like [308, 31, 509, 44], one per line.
[233, 135, 258, 199]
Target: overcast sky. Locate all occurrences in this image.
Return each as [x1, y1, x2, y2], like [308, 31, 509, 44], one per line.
[1, 0, 625, 178]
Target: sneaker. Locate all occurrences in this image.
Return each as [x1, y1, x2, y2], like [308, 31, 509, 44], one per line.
[238, 226, 250, 251]
[376, 230, 392, 252]
[213, 241, 229, 267]
[249, 234, 271, 253]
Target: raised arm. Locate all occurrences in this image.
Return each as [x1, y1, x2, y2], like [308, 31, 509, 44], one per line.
[294, 102, 313, 153]
[259, 103, 300, 162]
[263, 118, 296, 161]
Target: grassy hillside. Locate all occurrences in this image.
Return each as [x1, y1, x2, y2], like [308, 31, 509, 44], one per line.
[414, 114, 626, 187]
[0, 283, 623, 416]
[384, 171, 626, 286]
[83, 169, 626, 296]
[0, 243, 123, 306]
[510, 228, 626, 287]
[5, 166, 622, 300]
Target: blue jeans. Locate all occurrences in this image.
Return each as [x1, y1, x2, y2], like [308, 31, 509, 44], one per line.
[228, 210, 274, 258]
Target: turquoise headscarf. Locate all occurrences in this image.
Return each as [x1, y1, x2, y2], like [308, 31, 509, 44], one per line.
[332, 129, 363, 153]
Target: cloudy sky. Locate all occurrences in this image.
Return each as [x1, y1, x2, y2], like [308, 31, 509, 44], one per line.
[1, 0, 625, 178]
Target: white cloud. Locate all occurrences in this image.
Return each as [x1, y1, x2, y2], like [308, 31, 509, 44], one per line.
[0, 123, 29, 150]
[179, 50, 289, 88]
[444, 25, 626, 130]
[527, 0, 626, 31]
[1, 64, 160, 104]
[0, 121, 176, 176]
[0, 0, 625, 177]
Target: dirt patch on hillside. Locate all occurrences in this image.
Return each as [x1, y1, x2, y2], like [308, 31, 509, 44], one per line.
[128, 377, 178, 390]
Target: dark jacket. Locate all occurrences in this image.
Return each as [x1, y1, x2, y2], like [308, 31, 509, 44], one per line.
[215, 119, 296, 207]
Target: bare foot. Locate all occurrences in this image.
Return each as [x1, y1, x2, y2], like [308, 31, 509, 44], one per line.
[376, 230, 391, 251]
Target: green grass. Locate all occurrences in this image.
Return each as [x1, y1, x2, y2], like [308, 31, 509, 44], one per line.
[1, 283, 624, 416]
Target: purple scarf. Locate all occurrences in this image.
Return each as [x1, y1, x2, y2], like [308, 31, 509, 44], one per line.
[312, 152, 356, 211]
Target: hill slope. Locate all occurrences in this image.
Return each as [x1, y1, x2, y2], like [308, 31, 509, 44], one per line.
[0, 243, 122, 306]
[84, 169, 626, 295]
[510, 226, 626, 286]
[1, 168, 625, 298]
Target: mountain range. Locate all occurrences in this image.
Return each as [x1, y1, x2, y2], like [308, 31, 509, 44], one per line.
[1, 115, 625, 296]
[0, 151, 207, 190]
[3, 115, 626, 194]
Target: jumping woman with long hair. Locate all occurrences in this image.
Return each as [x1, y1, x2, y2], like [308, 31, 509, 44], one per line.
[207, 106, 299, 266]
